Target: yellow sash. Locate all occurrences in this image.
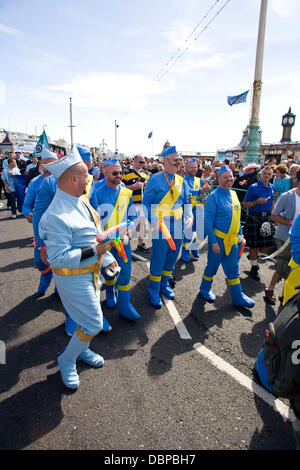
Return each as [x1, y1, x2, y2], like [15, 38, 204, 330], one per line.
[192, 177, 201, 208]
[80, 174, 94, 201]
[283, 257, 300, 305]
[154, 174, 184, 220]
[214, 190, 241, 256]
[104, 186, 132, 230]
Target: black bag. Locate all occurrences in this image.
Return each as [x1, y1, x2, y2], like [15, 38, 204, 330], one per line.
[263, 292, 300, 399]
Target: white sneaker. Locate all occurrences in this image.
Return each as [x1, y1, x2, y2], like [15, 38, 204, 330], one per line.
[11, 214, 17, 219]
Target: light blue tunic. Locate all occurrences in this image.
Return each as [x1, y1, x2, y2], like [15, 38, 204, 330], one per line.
[39, 188, 115, 336]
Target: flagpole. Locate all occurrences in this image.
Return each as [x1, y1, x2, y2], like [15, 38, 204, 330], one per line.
[245, 0, 268, 164]
[69, 97, 75, 147]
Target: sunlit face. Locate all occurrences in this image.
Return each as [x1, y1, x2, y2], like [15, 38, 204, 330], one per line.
[165, 153, 183, 171]
[218, 171, 234, 189]
[186, 162, 198, 176]
[261, 168, 273, 184]
[104, 164, 123, 186]
[75, 163, 90, 195]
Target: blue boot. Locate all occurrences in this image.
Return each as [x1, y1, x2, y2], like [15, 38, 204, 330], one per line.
[102, 316, 112, 332]
[181, 247, 190, 263]
[191, 249, 200, 259]
[117, 288, 140, 320]
[148, 277, 162, 308]
[228, 279, 255, 308]
[57, 330, 91, 389]
[254, 348, 274, 393]
[105, 283, 117, 309]
[199, 276, 216, 303]
[160, 274, 175, 299]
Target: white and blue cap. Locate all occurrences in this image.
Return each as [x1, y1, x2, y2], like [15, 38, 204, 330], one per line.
[40, 147, 59, 161]
[75, 144, 92, 163]
[185, 157, 197, 165]
[162, 146, 178, 158]
[103, 158, 121, 168]
[44, 146, 82, 179]
[217, 165, 232, 177]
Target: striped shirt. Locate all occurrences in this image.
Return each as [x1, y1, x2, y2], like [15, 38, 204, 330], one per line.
[122, 168, 150, 203]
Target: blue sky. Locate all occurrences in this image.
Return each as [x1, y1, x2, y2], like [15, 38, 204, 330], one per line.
[1, 0, 300, 156]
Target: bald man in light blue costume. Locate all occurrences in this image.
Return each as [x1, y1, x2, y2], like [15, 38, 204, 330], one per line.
[22, 148, 58, 297]
[181, 158, 206, 263]
[90, 158, 140, 320]
[143, 146, 193, 308]
[39, 147, 117, 389]
[199, 165, 255, 308]
[32, 144, 112, 334]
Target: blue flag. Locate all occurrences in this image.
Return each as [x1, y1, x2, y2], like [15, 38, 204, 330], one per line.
[34, 130, 50, 156]
[227, 90, 249, 106]
[148, 131, 153, 139]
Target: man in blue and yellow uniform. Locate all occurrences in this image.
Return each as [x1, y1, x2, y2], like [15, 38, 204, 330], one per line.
[39, 147, 117, 389]
[283, 212, 300, 306]
[142, 146, 193, 308]
[181, 158, 208, 263]
[199, 165, 255, 308]
[90, 158, 140, 320]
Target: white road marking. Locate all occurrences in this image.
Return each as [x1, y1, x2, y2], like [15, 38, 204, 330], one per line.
[193, 342, 295, 422]
[132, 250, 295, 422]
[162, 296, 192, 340]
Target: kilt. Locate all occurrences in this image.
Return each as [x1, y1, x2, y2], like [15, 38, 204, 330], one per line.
[243, 212, 275, 249]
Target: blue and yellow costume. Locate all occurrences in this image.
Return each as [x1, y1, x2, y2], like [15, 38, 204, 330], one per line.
[199, 166, 255, 308]
[90, 159, 140, 320]
[39, 147, 116, 389]
[283, 213, 300, 305]
[22, 172, 53, 296]
[181, 159, 205, 262]
[142, 146, 192, 308]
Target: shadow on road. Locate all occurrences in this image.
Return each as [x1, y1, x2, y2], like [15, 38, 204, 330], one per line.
[0, 236, 33, 250]
[0, 373, 68, 450]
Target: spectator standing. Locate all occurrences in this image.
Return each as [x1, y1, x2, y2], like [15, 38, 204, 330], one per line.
[243, 167, 275, 281]
[1, 158, 20, 218]
[263, 169, 300, 304]
[273, 164, 291, 202]
[122, 154, 150, 252]
[290, 164, 300, 189]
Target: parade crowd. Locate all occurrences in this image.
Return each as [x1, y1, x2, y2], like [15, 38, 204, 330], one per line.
[1, 144, 300, 447]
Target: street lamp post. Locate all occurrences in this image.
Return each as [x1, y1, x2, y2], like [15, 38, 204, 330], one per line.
[115, 120, 119, 155]
[245, 0, 268, 164]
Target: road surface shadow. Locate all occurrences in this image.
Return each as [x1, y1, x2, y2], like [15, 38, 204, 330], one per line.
[0, 373, 67, 450]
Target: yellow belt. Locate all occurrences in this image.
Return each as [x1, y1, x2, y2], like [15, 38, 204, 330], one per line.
[214, 229, 238, 256]
[155, 207, 183, 220]
[52, 257, 103, 291]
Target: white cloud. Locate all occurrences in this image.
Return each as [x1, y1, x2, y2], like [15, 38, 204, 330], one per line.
[271, 0, 300, 19]
[174, 51, 245, 73]
[0, 23, 24, 37]
[25, 72, 176, 111]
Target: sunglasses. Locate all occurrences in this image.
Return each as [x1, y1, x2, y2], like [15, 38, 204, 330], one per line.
[112, 171, 123, 176]
[173, 157, 183, 162]
[138, 161, 146, 164]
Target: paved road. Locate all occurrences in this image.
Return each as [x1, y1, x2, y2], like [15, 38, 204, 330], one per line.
[0, 201, 297, 451]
